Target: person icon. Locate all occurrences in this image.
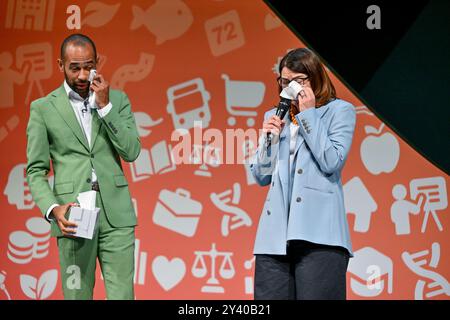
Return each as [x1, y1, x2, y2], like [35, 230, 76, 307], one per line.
[0, 51, 30, 108]
[0, 270, 11, 300]
[391, 184, 425, 235]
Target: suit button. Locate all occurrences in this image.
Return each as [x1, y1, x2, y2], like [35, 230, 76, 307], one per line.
[86, 178, 91, 183]
[297, 169, 303, 174]
[296, 197, 302, 202]
[272, 181, 274, 186]
[267, 210, 271, 215]
[90, 154, 94, 158]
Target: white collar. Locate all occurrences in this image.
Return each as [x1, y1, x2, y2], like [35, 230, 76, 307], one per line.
[63, 81, 96, 108]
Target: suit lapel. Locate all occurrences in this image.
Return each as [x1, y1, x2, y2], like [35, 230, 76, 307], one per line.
[292, 104, 330, 159]
[278, 116, 290, 208]
[50, 85, 90, 151]
[90, 109, 102, 150]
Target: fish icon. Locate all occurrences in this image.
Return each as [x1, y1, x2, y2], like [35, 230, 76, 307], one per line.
[130, 0, 193, 45]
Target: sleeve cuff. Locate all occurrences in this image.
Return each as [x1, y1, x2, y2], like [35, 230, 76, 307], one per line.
[46, 203, 59, 221]
[96, 102, 113, 118]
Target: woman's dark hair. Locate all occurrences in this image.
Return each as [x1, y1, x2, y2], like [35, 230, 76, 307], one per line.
[278, 48, 336, 106]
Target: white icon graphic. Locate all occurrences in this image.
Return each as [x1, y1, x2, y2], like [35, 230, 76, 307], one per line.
[5, 0, 55, 31]
[391, 184, 425, 235]
[130, 0, 193, 45]
[355, 106, 374, 116]
[348, 247, 393, 297]
[272, 49, 295, 76]
[16, 42, 53, 104]
[222, 74, 265, 127]
[7, 217, 51, 264]
[134, 239, 147, 285]
[0, 271, 11, 300]
[204, 10, 245, 57]
[152, 256, 186, 291]
[110, 53, 155, 90]
[242, 139, 257, 185]
[344, 177, 377, 233]
[192, 243, 235, 293]
[166, 78, 211, 132]
[244, 256, 255, 295]
[191, 144, 221, 177]
[360, 123, 400, 175]
[4, 164, 54, 210]
[82, 2, 120, 28]
[264, 13, 282, 31]
[210, 183, 252, 237]
[134, 112, 163, 137]
[152, 188, 203, 237]
[411, 177, 447, 233]
[0, 115, 20, 142]
[0, 51, 30, 109]
[130, 141, 176, 182]
[4, 164, 33, 209]
[402, 242, 450, 300]
[20, 269, 57, 300]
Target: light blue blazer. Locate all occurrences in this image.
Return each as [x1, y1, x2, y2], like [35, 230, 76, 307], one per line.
[250, 98, 356, 256]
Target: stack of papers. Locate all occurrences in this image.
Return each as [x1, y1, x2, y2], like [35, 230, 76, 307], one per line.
[68, 191, 100, 239]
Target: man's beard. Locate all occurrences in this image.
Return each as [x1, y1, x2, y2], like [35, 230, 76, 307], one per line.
[64, 73, 89, 98]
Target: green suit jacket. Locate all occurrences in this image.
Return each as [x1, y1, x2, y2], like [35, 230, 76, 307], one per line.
[26, 85, 140, 237]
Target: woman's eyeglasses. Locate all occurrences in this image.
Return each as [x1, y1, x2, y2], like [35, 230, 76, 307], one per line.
[277, 76, 309, 88]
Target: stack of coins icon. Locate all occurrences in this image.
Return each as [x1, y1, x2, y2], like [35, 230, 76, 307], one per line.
[26, 217, 51, 259]
[7, 231, 34, 264]
[7, 217, 51, 264]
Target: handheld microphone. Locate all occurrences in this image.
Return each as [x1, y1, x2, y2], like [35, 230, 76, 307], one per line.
[266, 97, 291, 146]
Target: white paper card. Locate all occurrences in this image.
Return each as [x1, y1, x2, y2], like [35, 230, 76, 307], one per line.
[68, 206, 100, 239]
[67, 190, 100, 239]
[77, 190, 97, 210]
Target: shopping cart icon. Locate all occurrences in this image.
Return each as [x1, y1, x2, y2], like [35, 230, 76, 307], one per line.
[402, 242, 450, 300]
[222, 74, 265, 127]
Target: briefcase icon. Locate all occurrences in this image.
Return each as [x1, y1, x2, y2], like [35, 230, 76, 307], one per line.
[152, 188, 203, 237]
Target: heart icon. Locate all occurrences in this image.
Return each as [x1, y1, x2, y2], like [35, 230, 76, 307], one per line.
[152, 256, 186, 291]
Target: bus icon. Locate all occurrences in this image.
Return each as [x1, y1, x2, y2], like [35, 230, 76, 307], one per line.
[166, 78, 211, 132]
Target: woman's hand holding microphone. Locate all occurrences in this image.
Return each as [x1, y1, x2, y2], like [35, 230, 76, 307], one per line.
[263, 115, 285, 145]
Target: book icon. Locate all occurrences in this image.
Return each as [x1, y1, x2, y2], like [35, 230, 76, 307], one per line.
[130, 140, 176, 182]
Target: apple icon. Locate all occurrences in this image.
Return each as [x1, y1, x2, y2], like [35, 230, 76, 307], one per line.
[360, 123, 400, 175]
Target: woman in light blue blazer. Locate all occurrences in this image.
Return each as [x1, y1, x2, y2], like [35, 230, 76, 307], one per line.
[250, 48, 356, 300]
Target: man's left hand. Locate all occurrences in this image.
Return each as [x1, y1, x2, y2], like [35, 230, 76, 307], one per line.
[90, 74, 109, 108]
[297, 86, 316, 112]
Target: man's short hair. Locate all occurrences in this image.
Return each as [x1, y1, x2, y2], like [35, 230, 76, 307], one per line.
[60, 34, 97, 60]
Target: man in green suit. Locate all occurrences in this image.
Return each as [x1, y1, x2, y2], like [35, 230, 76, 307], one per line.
[26, 34, 140, 299]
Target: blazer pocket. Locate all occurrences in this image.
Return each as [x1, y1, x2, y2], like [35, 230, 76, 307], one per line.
[114, 174, 128, 187]
[54, 182, 74, 195]
[303, 184, 334, 194]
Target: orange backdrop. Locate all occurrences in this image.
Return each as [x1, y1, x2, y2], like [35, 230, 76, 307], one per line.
[0, 0, 448, 300]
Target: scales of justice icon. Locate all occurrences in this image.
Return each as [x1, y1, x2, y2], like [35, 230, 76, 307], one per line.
[192, 243, 235, 293]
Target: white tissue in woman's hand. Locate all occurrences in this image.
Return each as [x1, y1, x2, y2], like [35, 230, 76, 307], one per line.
[279, 81, 303, 100]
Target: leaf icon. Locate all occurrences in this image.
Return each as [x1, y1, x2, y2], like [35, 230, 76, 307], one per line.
[364, 123, 385, 135]
[82, 2, 120, 28]
[37, 269, 58, 300]
[20, 274, 37, 300]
